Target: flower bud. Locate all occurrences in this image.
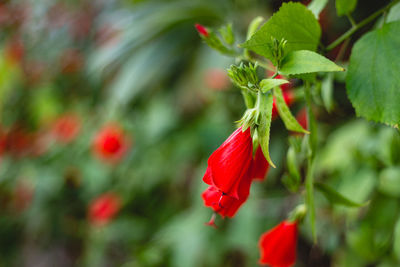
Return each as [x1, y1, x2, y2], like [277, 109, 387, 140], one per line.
[195, 24, 209, 37]
[227, 63, 258, 91]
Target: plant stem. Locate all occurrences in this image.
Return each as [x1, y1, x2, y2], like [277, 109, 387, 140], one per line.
[326, 0, 400, 51]
[347, 14, 356, 27]
[304, 81, 317, 243]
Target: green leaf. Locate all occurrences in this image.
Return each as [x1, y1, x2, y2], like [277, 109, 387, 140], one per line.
[346, 21, 400, 126]
[283, 146, 301, 192]
[273, 87, 309, 133]
[241, 2, 321, 64]
[308, 0, 329, 18]
[246, 16, 264, 40]
[378, 167, 400, 197]
[280, 50, 344, 76]
[257, 92, 275, 168]
[219, 23, 234, 45]
[259, 78, 289, 93]
[387, 2, 400, 22]
[336, 0, 357, 16]
[315, 182, 368, 207]
[394, 215, 400, 261]
[321, 73, 334, 112]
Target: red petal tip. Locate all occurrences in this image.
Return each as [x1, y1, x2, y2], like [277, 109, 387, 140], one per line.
[195, 24, 209, 37]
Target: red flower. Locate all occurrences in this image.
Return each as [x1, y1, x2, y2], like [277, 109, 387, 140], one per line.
[195, 23, 209, 37]
[202, 167, 252, 218]
[89, 193, 121, 226]
[275, 74, 292, 92]
[51, 113, 81, 143]
[204, 68, 229, 91]
[251, 146, 269, 181]
[203, 127, 253, 199]
[295, 107, 308, 130]
[93, 123, 129, 162]
[259, 220, 298, 267]
[14, 179, 34, 212]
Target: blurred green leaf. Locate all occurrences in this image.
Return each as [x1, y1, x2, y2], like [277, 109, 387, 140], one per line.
[315, 182, 368, 207]
[336, 0, 357, 16]
[387, 2, 400, 22]
[308, 0, 329, 18]
[321, 73, 334, 112]
[378, 167, 400, 197]
[394, 215, 400, 261]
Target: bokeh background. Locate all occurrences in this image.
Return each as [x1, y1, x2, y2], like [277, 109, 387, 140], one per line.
[1, 0, 400, 266]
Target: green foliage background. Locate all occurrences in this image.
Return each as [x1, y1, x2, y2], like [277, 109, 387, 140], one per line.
[0, 0, 400, 266]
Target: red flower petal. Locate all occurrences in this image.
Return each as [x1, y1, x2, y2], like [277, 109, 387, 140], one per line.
[202, 170, 252, 218]
[259, 221, 298, 267]
[250, 146, 269, 181]
[207, 127, 253, 199]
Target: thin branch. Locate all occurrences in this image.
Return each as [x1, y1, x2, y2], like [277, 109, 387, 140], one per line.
[326, 0, 400, 51]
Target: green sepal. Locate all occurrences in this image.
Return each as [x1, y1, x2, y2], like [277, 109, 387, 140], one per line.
[259, 78, 289, 93]
[227, 63, 258, 91]
[219, 23, 235, 45]
[315, 182, 369, 207]
[256, 91, 276, 168]
[273, 87, 309, 134]
[202, 31, 237, 56]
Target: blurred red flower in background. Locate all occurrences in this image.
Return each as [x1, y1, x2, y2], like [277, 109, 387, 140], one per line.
[89, 192, 121, 226]
[13, 179, 34, 212]
[204, 68, 230, 91]
[51, 113, 81, 143]
[4, 38, 24, 64]
[93, 123, 130, 163]
[60, 49, 84, 74]
[259, 220, 298, 267]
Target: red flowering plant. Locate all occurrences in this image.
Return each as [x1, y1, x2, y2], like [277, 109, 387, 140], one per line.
[51, 113, 81, 144]
[193, 2, 382, 265]
[88, 192, 121, 226]
[259, 220, 298, 267]
[92, 123, 130, 163]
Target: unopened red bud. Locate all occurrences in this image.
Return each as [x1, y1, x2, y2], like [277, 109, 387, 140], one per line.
[195, 24, 209, 37]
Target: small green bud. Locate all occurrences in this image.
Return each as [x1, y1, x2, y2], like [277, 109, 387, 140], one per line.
[227, 63, 259, 91]
[269, 37, 288, 69]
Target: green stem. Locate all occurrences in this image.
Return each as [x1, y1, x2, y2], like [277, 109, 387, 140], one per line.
[326, 0, 400, 51]
[304, 81, 317, 242]
[347, 14, 357, 27]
